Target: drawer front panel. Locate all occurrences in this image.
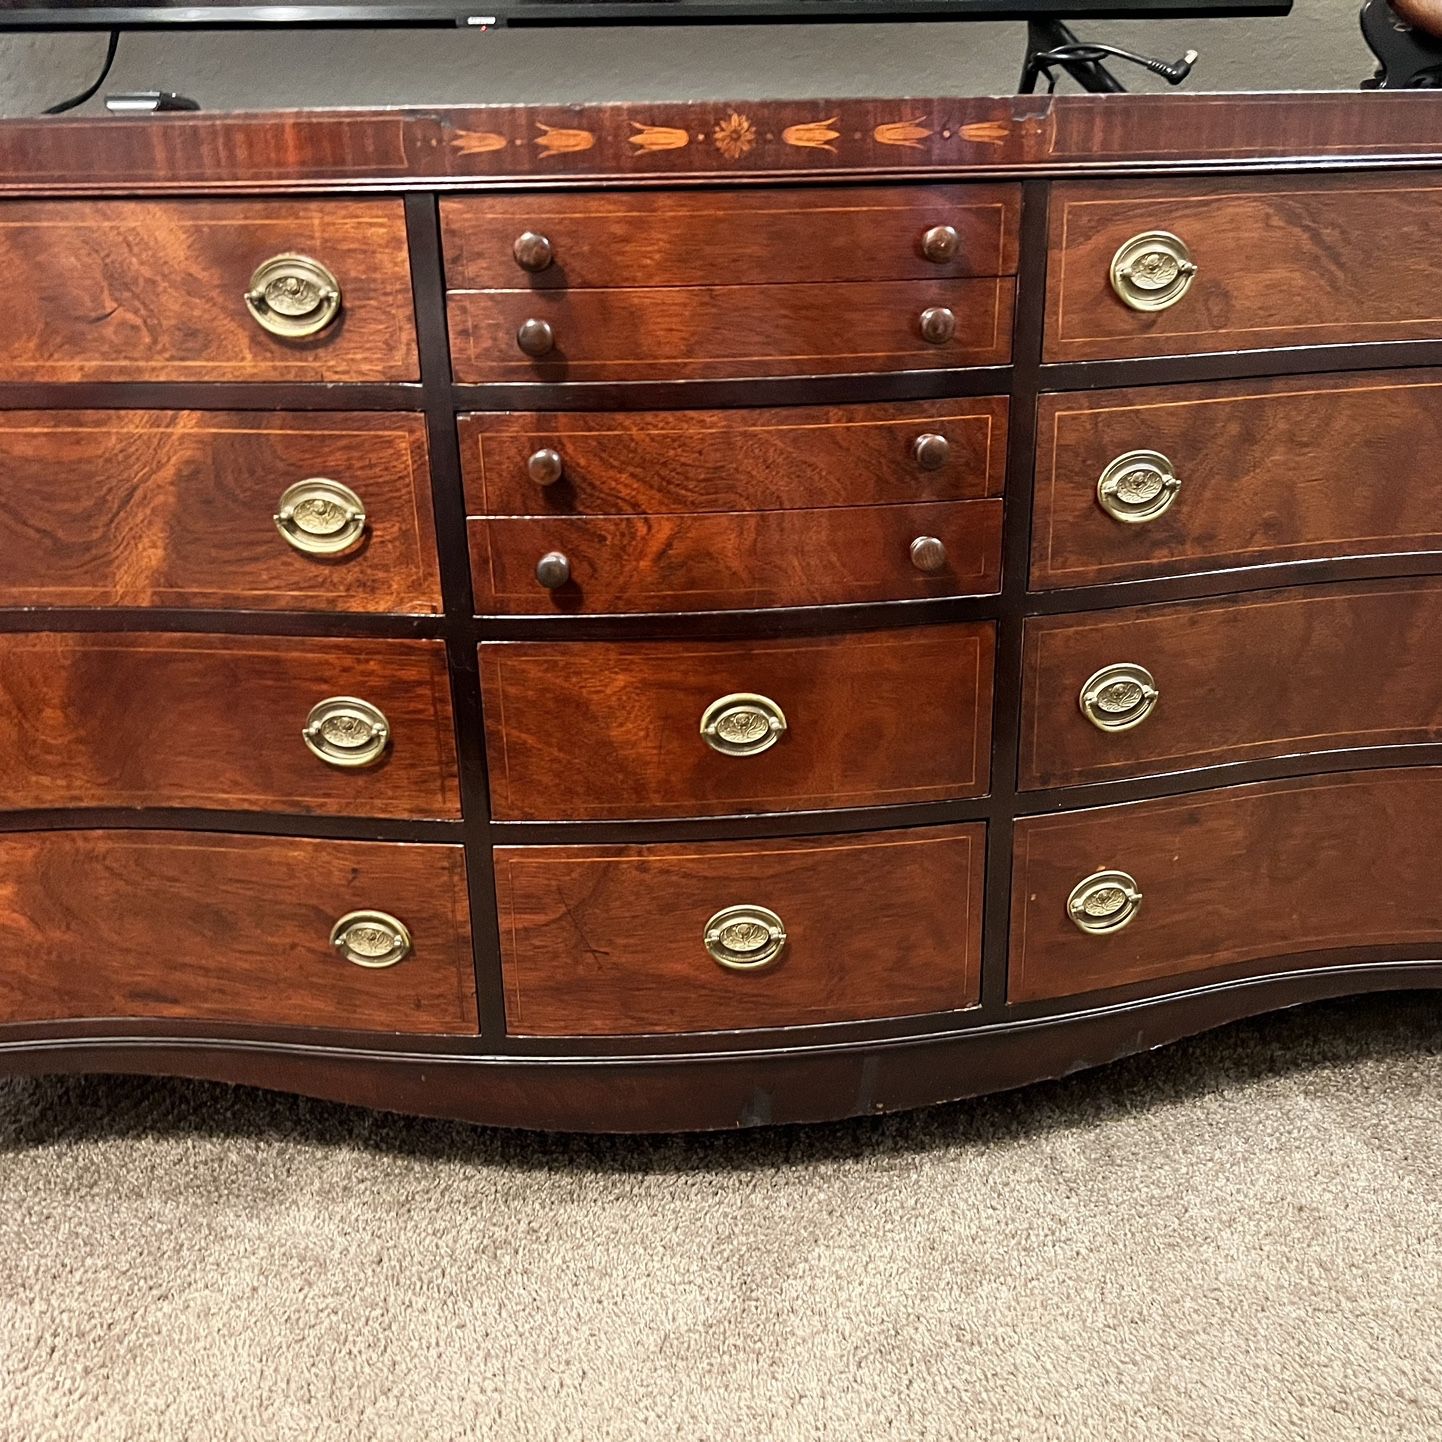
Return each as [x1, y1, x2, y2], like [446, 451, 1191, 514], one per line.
[441, 184, 1020, 288]
[1021, 579, 1442, 790]
[496, 823, 985, 1036]
[1032, 372, 1442, 590]
[448, 278, 1014, 382]
[460, 399, 1008, 516]
[1011, 768, 1442, 1003]
[471, 499, 1003, 615]
[0, 412, 440, 614]
[0, 830, 474, 1033]
[481, 624, 994, 821]
[1046, 175, 1442, 362]
[0, 200, 417, 381]
[0, 634, 459, 818]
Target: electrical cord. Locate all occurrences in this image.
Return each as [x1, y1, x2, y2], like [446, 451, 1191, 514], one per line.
[42, 30, 120, 114]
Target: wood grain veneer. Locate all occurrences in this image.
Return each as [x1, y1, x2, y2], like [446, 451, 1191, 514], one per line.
[480, 624, 994, 821]
[0, 830, 474, 1032]
[496, 823, 984, 1035]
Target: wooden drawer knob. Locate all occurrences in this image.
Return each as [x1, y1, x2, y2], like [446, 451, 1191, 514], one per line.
[703, 904, 788, 971]
[330, 909, 412, 968]
[245, 253, 342, 339]
[909, 535, 948, 573]
[699, 692, 788, 757]
[513, 231, 554, 273]
[913, 433, 950, 470]
[274, 477, 368, 557]
[1110, 232, 1198, 312]
[1079, 663, 1159, 732]
[920, 224, 961, 263]
[303, 696, 391, 768]
[535, 551, 571, 588]
[919, 306, 957, 345]
[1066, 871, 1143, 936]
[1097, 450, 1182, 525]
[527, 447, 565, 486]
[517, 318, 555, 357]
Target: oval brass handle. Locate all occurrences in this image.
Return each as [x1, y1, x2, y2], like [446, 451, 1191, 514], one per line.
[303, 696, 391, 769]
[245, 254, 342, 339]
[1079, 663, 1159, 733]
[919, 306, 957, 345]
[274, 477, 368, 557]
[920, 224, 960, 264]
[704, 904, 788, 971]
[331, 909, 413, 968]
[535, 551, 571, 589]
[527, 447, 565, 486]
[1110, 231, 1198, 312]
[913, 432, 950, 470]
[699, 692, 787, 757]
[1067, 870, 1143, 936]
[1097, 450, 1182, 525]
[909, 535, 948, 573]
[513, 231, 554, 273]
[517, 318, 555, 357]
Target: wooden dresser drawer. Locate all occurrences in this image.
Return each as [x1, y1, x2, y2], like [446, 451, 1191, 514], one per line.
[0, 200, 416, 382]
[448, 278, 1013, 383]
[460, 399, 1008, 516]
[0, 634, 459, 818]
[0, 412, 439, 614]
[440, 185, 1020, 289]
[1046, 175, 1442, 362]
[1010, 768, 1442, 1004]
[1020, 578, 1442, 790]
[471, 499, 1002, 615]
[496, 823, 984, 1036]
[1032, 372, 1442, 591]
[481, 624, 994, 821]
[0, 831, 474, 1032]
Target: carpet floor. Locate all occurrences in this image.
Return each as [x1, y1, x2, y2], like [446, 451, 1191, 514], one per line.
[2, 993, 1441, 1441]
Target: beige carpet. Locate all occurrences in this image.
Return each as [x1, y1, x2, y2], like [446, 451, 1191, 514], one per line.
[2, 994, 1441, 1441]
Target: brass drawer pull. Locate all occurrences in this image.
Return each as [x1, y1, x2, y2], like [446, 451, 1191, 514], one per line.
[331, 909, 412, 968]
[1067, 871, 1143, 936]
[513, 231, 554, 273]
[1110, 232, 1197, 312]
[700, 692, 787, 757]
[245, 254, 342, 339]
[909, 535, 948, 573]
[535, 551, 571, 589]
[274, 477, 367, 557]
[919, 306, 957, 345]
[527, 447, 565, 486]
[1097, 450, 1182, 525]
[1080, 663, 1159, 733]
[303, 696, 391, 768]
[920, 224, 960, 264]
[912, 432, 950, 470]
[704, 904, 788, 971]
[517, 317, 555, 357]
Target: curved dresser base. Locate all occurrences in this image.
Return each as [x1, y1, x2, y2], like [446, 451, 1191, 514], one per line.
[4, 962, 1439, 1134]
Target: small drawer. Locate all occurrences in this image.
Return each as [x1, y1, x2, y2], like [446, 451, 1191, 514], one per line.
[0, 633, 459, 818]
[441, 184, 1020, 289]
[0, 199, 416, 381]
[1032, 371, 1442, 591]
[1046, 175, 1442, 362]
[0, 830, 474, 1033]
[471, 499, 1002, 615]
[1020, 578, 1442, 791]
[460, 399, 1008, 516]
[447, 278, 1013, 383]
[496, 823, 984, 1036]
[0, 411, 439, 614]
[481, 624, 994, 821]
[1010, 767, 1442, 1004]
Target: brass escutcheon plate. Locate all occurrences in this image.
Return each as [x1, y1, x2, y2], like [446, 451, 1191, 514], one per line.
[330, 909, 413, 968]
[699, 692, 788, 757]
[1079, 663, 1160, 733]
[703, 904, 788, 971]
[1109, 231, 1198, 313]
[1096, 449, 1182, 525]
[274, 477, 368, 557]
[245, 253, 343, 339]
[303, 696, 391, 769]
[1066, 871, 1143, 936]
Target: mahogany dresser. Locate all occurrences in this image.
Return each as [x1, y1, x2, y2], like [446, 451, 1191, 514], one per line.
[4, 90, 1442, 1131]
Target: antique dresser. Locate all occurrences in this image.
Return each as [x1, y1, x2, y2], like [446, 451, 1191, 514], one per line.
[3, 90, 1442, 1130]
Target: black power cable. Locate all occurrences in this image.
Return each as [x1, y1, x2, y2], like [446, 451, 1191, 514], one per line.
[42, 29, 120, 114]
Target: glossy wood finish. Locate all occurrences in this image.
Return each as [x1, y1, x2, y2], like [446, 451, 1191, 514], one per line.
[440, 185, 1021, 289]
[0, 830, 474, 1033]
[1045, 175, 1442, 362]
[0, 633, 459, 817]
[448, 278, 1014, 382]
[459, 398, 1008, 516]
[471, 500, 1002, 614]
[481, 624, 994, 821]
[0, 199, 417, 381]
[495, 823, 984, 1035]
[0, 411, 440, 614]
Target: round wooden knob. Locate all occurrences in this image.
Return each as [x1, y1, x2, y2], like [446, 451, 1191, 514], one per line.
[527, 448, 565, 486]
[517, 318, 555, 357]
[921, 224, 960, 263]
[919, 306, 956, 345]
[912, 433, 950, 470]
[909, 535, 948, 573]
[513, 231, 554, 273]
[535, 551, 570, 589]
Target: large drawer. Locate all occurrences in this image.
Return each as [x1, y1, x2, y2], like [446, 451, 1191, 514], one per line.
[0, 830, 474, 1033]
[481, 624, 994, 821]
[1010, 768, 1442, 1004]
[1045, 175, 1442, 362]
[1020, 578, 1442, 791]
[0, 633, 459, 818]
[0, 200, 417, 382]
[495, 823, 984, 1036]
[0, 411, 440, 614]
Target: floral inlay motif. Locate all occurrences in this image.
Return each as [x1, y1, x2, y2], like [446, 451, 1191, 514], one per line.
[535, 124, 595, 156]
[629, 123, 690, 151]
[712, 111, 757, 160]
[874, 118, 934, 149]
[783, 117, 841, 152]
[449, 130, 508, 155]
